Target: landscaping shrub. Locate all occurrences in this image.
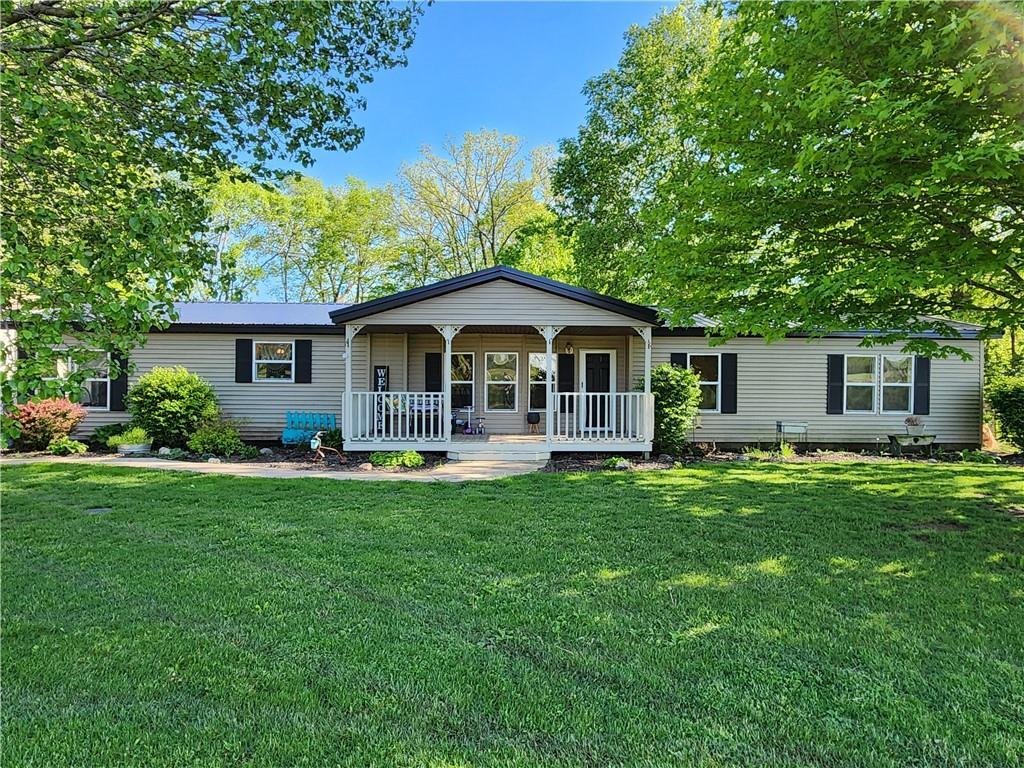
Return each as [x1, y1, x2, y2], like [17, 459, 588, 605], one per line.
[10, 398, 87, 451]
[125, 367, 218, 448]
[648, 364, 701, 455]
[47, 436, 88, 455]
[369, 450, 425, 468]
[88, 422, 131, 450]
[106, 426, 151, 450]
[186, 419, 249, 457]
[961, 448, 999, 464]
[320, 428, 343, 450]
[989, 376, 1024, 449]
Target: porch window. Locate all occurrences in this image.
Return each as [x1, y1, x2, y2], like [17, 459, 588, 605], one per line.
[485, 352, 518, 412]
[528, 352, 550, 410]
[881, 355, 913, 413]
[844, 355, 876, 413]
[254, 341, 293, 381]
[451, 352, 474, 408]
[43, 350, 110, 410]
[691, 354, 720, 412]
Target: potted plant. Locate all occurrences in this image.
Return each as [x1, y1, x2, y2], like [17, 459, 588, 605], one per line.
[106, 426, 152, 454]
[904, 415, 926, 436]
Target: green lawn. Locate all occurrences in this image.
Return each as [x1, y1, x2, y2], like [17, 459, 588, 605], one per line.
[2, 463, 1023, 767]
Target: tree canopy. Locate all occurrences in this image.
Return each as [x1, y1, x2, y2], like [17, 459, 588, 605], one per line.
[1, 0, 421, 416]
[556, 0, 1024, 355]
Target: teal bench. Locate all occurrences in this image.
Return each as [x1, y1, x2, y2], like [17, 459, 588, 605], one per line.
[281, 412, 337, 446]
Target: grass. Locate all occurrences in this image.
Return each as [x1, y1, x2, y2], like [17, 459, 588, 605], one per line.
[3, 462, 1023, 767]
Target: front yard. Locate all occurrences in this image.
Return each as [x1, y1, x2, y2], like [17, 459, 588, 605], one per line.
[2, 462, 1022, 766]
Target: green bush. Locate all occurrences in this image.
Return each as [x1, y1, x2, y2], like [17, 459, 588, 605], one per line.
[602, 456, 631, 469]
[320, 428, 343, 450]
[88, 422, 131, 450]
[369, 450, 425, 468]
[960, 448, 999, 464]
[186, 419, 248, 457]
[106, 426, 151, 449]
[648, 364, 702, 455]
[47, 436, 88, 455]
[125, 367, 218, 448]
[989, 376, 1024, 450]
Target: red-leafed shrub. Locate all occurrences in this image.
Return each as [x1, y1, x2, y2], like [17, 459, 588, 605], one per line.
[10, 398, 87, 451]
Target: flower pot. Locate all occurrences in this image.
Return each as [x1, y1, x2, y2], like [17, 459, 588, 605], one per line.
[117, 442, 151, 455]
[905, 425, 925, 436]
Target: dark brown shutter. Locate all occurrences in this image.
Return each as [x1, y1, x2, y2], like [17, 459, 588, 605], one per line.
[913, 357, 930, 415]
[720, 353, 737, 414]
[295, 339, 312, 383]
[670, 352, 688, 368]
[425, 353, 442, 392]
[826, 354, 844, 414]
[109, 352, 129, 411]
[557, 353, 575, 412]
[235, 339, 253, 383]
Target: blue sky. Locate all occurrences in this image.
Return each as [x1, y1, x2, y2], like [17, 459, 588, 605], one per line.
[300, 1, 670, 187]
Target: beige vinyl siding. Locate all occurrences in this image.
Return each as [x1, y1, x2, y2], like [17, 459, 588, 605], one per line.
[73, 332, 357, 440]
[634, 336, 983, 446]
[354, 279, 648, 327]
[404, 331, 633, 434]
[368, 333, 407, 390]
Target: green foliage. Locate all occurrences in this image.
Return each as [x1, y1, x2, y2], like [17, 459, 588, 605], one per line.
[989, 376, 1024, 450]
[559, 1, 1024, 352]
[778, 442, 797, 459]
[10, 398, 87, 451]
[158, 447, 190, 461]
[601, 456, 631, 469]
[1, 1, 423, 437]
[369, 450, 425, 468]
[320, 429, 344, 450]
[125, 367, 219, 448]
[186, 419, 248, 457]
[88, 423, 132, 451]
[648, 364, 702, 455]
[960, 449, 999, 465]
[742, 446, 774, 462]
[46, 437, 88, 456]
[106, 427, 151, 449]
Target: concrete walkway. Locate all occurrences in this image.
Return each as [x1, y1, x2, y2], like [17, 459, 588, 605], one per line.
[0, 454, 545, 482]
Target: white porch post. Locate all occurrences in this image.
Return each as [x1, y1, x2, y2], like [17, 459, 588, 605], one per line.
[634, 326, 653, 394]
[534, 325, 564, 448]
[434, 325, 462, 444]
[343, 324, 363, 441]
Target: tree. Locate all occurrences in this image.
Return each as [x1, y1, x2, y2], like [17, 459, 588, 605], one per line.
[554, 3, 725, 300]
[654, 0, 1023, 355]
[396, 131, 558, 283]
[1, 1, 422, 430]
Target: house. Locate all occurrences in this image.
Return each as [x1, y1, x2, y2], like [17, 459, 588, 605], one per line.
[9, 266, 985, 459]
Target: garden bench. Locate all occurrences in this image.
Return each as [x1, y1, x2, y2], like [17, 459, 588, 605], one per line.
[281, 411, 336, 446]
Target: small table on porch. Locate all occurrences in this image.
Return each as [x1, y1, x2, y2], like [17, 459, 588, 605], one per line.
[887, 434, 937, 457]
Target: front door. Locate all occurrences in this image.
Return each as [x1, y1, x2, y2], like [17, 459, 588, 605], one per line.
[582, 352, 612, 430]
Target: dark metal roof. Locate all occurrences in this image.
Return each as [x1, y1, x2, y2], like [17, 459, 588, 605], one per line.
[327, 265, 661, 325]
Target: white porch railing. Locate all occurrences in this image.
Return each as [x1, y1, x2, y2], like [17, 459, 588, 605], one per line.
[347, 392, 446, 442]
[552, 392, 654, 443]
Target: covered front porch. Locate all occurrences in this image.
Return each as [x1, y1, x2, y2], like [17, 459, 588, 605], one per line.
[340, 323, 655, 457]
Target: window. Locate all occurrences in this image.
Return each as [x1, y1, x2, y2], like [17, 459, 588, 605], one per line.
[451, 352, 474, 408]
[485, 352, 518, 412]
[44, 350, 110, 410]
[528, 352, 550, 410]
[691, 354, 720, 412]
[881, 355, 913, 413]
[844, 355, 876, 413]
[254, 341, 293, 381]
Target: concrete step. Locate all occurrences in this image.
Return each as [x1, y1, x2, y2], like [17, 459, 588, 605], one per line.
[447, 450, 551, 462]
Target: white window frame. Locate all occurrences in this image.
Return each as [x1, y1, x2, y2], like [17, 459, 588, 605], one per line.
[484, 351, 519, 413]
[528, 352, 550, 411]
[880, 354, 914, 414]
[450, 351, 474, 409]
[43, 349, 110, 411]
[253, 340, 295, 383]
[690, 352, 721, 413]
[843, 353, 878, 414]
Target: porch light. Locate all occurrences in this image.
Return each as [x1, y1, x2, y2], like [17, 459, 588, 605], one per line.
[563, 342, 574, 355]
